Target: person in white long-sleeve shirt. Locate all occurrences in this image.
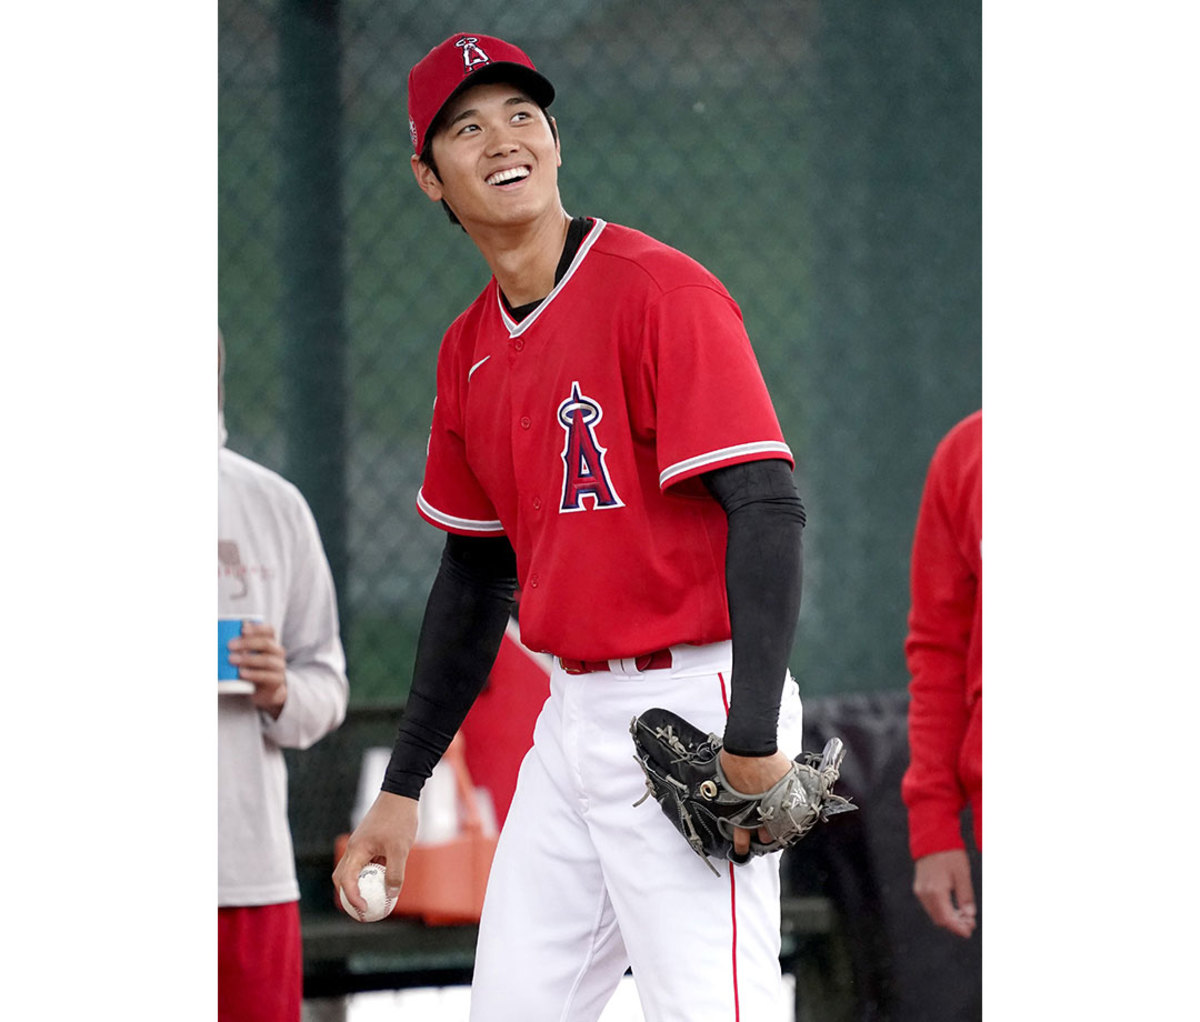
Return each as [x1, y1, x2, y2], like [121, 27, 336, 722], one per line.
[218, 329, 349, 1022]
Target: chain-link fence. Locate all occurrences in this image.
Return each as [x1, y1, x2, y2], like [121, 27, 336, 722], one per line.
[218, 0, 981, 706]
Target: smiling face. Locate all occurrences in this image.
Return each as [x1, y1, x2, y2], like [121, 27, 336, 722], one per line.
[411, 80, 562, 234]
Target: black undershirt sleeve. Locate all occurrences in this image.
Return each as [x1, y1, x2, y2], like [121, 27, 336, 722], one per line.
[700, 459, 806, 757]
[381, 534, 518, 799]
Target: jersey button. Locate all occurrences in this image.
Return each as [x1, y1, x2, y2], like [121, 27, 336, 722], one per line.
[532, 496, 542, 510]
[513, 338, 525, 352]
[520, 416, 531, 429]
[529, 573, 540, 588]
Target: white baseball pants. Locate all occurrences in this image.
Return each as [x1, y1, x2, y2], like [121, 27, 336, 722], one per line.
[468, 641, 805, 1022]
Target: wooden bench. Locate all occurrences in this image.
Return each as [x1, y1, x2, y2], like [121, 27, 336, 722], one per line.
[302, 894, 836, 1000]
[302, 914, 478, 998]
[289, 706, 841, 1007]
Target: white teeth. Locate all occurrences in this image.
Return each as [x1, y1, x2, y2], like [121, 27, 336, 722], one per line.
[487, 167, 530, 186]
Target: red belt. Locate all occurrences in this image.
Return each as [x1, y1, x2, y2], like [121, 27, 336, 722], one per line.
[559, 649, 674, 675]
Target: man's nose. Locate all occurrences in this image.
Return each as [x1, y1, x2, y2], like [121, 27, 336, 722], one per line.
[488, 140, 519, 158]
[487, 126, 520, 157]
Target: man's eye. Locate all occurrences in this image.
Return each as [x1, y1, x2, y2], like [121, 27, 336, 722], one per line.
[457, 123, 479, 135]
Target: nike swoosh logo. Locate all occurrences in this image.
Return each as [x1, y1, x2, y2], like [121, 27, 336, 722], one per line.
[469, 355, 491, 380]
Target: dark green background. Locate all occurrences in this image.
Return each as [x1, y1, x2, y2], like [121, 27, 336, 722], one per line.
[218, 0, 981, 706]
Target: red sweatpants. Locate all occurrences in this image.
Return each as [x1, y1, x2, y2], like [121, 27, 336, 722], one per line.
[218, 901, 302, 1022]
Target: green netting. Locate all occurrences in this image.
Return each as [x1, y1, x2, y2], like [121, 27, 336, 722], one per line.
[219, 0, 981, 705]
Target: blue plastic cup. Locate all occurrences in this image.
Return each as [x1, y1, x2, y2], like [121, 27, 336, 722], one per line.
[218, 616, 258, 694]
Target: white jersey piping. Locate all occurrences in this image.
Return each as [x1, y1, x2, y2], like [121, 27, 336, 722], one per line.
[659, 441, 794, 489]
[497, 218, 609, 337]
[417, 489, 504, 533]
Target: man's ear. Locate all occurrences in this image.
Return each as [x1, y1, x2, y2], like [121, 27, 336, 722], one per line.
[411, 153, 444, 202]
[550, 115, 562, 167]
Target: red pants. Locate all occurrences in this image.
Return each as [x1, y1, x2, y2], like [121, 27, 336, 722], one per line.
[218, 901, 302, 1022]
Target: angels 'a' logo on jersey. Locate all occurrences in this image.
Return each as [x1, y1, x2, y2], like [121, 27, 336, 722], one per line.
[456, 36, 490, 72]
[557, 381, 624, 513]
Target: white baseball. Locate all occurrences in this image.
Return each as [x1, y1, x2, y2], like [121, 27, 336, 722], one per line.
[339, 862, 398, 923]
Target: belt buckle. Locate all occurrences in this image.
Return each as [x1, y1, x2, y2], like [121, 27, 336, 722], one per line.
[560, 652, 671, 674]
[560, 657, 603, 675]
[634, 649, 672, 672]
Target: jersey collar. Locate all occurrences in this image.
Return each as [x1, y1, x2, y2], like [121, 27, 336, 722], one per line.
[496, 218, 608, 337]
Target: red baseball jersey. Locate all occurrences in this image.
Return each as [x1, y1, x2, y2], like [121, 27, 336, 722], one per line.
[417, 220, 793, 660]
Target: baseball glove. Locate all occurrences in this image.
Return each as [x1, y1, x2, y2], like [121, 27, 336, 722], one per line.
[630, 707, 857, 875]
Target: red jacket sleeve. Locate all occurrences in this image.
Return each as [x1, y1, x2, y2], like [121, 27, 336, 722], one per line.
[900, 412, 982, 859]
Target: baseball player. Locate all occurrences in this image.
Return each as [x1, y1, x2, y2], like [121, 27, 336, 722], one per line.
[334, 33, 809, 1020]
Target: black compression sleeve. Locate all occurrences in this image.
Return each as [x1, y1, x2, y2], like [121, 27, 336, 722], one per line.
[701, 459, 806, 757]
[381, 534, 517, 799]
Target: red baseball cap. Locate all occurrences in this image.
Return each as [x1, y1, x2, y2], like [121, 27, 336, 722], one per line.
[408, 33, 556, 155]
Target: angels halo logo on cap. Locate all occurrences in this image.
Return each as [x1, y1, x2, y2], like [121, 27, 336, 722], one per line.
[407, 32, 556, 156]
[455, 35, 491, 72]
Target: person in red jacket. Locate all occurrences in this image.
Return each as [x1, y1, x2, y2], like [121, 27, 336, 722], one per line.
[901, 409, 982, 939]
